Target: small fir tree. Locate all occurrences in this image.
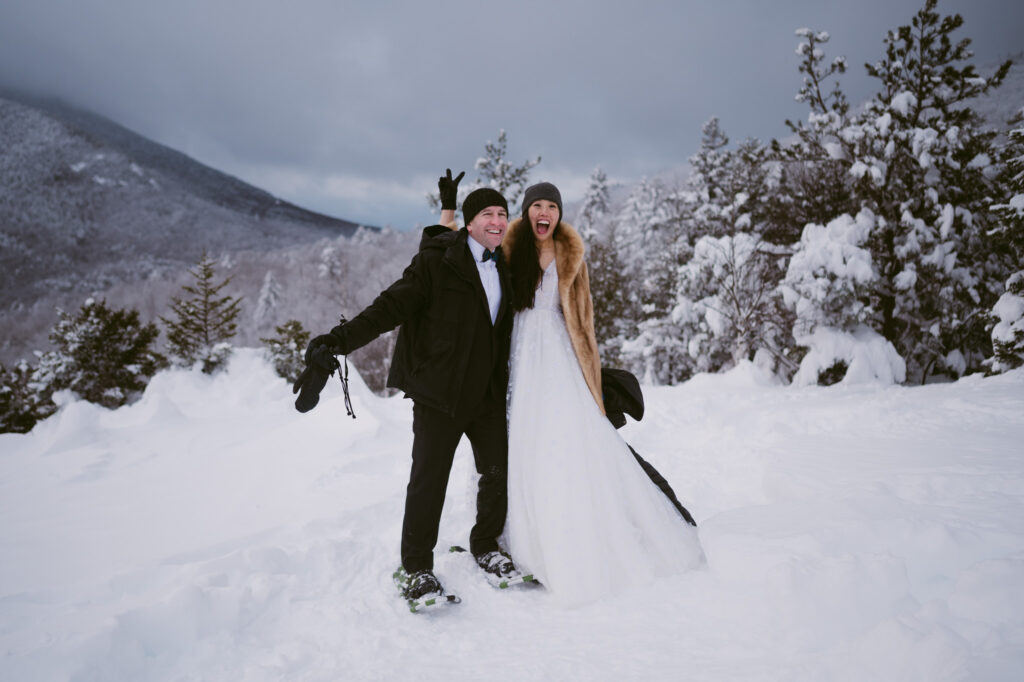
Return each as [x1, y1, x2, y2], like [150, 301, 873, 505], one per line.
[33, 298, 166, 410]
[254, 270, 283, 325]
[770, 28, 858, 239]
[613, 176, 671, 263]
[586, 222, 635, 369]
[988, 114, 1024, 372]
[652, 120, 795, 379]
[688, 118, 736, 241]
[0, 361, 54, 433]
[989, 273, 1024, 372]
[576, 167, 611, 239]
[676, 233, 793, 373]
[162, 253, 243, 374]
[261, 320, 310, 384]
[615, 177, 692, 382]
[781, 209, 880, 337]
[472, 129, 541, 214]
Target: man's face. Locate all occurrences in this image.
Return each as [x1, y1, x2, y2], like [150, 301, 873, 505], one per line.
[467, 205, 508, 252]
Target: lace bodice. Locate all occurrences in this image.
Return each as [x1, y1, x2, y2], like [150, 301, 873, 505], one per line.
[534, 262, 561, 313]
[509, 262, 569, 410]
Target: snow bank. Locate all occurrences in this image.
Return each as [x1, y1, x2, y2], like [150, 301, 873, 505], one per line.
[792, 325, 907, 386]
[683, 358, 781, 391]
[2, 351, 1023, 681]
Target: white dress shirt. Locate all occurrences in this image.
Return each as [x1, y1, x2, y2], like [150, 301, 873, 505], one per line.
[467, 237, 502, 324]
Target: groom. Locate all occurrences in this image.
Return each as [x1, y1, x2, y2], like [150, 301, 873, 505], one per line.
[297, 175, 517, 601]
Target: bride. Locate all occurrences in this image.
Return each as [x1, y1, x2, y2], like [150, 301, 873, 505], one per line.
[442, 178, 704, 606]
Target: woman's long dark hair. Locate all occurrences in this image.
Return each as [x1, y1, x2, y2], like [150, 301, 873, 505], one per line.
[508, 214, 560, 312]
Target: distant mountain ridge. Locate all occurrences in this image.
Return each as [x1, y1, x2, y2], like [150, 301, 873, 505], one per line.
[0, 90, 370, 309]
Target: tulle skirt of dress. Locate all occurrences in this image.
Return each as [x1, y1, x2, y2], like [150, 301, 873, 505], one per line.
[504, 282, 704, 607]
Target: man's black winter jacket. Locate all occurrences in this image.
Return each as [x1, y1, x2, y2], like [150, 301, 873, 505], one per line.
[335, 226, 513, 418]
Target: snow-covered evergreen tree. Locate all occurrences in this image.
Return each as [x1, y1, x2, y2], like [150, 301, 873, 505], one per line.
[856, 2, 1010, 380]
[781, 209, 879, 336]
[620, 178, 688, 331]
[614, 177, 691, 382]
[317, 240, 362, 314]
[161, 253, 242, 374]
[780, 2, 1013, 382]
[311, 227, 412, 394]
[575, 167, 611, 239]
[474, 129, 541, 214]
[685, 120, 778, 243]
[676, 232, 794, 374]
[989, 273, 1024, 372]
[34, 298, 166, 410]
[778, 209, 905, 383]
[261, 320, 310, 383]
[687, 118, 735, 241]
[254, 271, 282, 326]
[0, 360, 53, 434]
[988, 113, 1024, 372]
[770, 28, 858, 240]
[610, 176, 669, 264]
[588, 222, 636, 370]
[658, 120, 795, 378]
[618, 123, 722, 382]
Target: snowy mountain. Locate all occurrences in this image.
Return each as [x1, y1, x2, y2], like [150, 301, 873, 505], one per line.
[972, 51, 1024, 130]
[0, 91, 369, 307]
[1, 351, 1022, 680]
[0, 91, 377, 365]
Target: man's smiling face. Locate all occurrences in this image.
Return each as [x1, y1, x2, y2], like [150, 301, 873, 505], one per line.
[467, 205, 508, 251]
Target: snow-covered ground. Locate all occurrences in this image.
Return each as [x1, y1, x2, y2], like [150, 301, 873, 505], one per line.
[2, 349, 1023, 682]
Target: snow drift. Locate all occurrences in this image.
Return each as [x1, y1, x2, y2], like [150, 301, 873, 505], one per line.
[1, 349, 1023, 681]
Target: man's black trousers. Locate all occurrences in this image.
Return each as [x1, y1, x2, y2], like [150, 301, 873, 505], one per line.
[401, 399, 508, 572]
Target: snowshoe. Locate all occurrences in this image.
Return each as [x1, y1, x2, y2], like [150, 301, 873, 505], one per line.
[449, 546, 537, 589]
[393, 567, 460, 613]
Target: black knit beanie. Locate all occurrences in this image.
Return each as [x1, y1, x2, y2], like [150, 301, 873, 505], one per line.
[522, 182, 563, 221]
[462, 188, 508, 225]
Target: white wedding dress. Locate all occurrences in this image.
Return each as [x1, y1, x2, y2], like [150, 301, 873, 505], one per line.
[504, 263, 705, 606]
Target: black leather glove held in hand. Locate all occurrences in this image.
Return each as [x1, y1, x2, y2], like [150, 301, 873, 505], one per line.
[292, 365, 330, 413]
[294, 329, 344, 413]
[304, 327, 346, 367]
[293, 345, 340, 413]
[438, 168, 464, 210]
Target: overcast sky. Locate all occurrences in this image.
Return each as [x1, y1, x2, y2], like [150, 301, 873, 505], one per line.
[1, 0, 1021, 229]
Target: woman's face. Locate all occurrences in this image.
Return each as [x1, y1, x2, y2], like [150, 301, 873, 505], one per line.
[528, 200, 560, 243]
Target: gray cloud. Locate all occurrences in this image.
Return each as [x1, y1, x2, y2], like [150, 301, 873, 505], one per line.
[1, 0, 1021, 228]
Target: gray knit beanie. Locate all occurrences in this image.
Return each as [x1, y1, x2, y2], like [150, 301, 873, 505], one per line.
[522, 182, 563, 221]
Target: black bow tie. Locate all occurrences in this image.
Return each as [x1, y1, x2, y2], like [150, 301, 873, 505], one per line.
[481, 247, 500, 263]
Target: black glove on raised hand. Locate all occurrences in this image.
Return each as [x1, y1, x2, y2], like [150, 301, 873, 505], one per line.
[438, 168, 465, 210]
